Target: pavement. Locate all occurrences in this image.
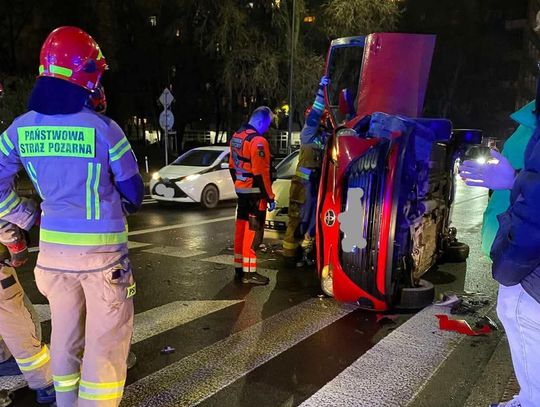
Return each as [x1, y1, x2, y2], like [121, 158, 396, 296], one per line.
[1, 180, 518, 407]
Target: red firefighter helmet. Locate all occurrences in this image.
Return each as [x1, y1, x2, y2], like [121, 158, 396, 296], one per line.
[304, 106, 332, 128]
[39, 26, 108, 91]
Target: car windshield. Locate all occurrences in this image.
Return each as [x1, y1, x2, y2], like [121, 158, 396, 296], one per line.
[276, 151, 299, 179]
[172, 150, 222, 167]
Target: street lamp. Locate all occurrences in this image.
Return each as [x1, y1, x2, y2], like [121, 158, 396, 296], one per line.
[287, 0, 296, 154]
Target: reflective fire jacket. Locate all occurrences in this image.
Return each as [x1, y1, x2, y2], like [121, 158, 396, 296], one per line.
[0, 107, 139, 272]
[229, 124, 275, 200]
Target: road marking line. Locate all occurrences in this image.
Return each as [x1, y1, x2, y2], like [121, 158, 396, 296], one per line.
[142, 199, 158, 205]
[127, 216, 235, 236]
[27, 216, 235, 252]
[300, 304, 495, 407]
[25, 300, 244, 344]
[202, 254, 239, 265]
[128, 241, 152, 249]
[122, 298, 356, 407]
[132, 300, 243, 344]
[142, 246, 207, 258]
[453, 194, 487, 206]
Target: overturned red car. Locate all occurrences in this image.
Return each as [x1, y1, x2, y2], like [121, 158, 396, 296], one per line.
[316, 34, 481, 311]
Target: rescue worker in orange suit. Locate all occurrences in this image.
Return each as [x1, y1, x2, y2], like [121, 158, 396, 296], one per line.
[0, 221, 55, 404]
[0, 27, 144, 406]
[229, 107, 276, 285]
[283, 76, 330, 266]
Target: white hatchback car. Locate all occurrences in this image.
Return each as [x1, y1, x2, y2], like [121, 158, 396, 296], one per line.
[150, 146, 236, 208]
[264, 149, 299, 239]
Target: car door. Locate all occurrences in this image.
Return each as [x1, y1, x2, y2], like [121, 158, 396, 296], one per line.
[217, 153, 236, 199]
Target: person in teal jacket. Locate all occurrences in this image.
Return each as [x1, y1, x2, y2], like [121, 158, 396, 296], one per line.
[481, 101, 536, 257]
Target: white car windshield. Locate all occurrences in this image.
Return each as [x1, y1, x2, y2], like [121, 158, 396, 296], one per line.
[276, 150, 299, 179]
[172, 150, 222, 167]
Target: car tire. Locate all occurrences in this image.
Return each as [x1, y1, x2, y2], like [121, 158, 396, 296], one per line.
[320, 265, 334, 297]
[443, 241, 470, 263]
[201, 184, 219, 209]
[396, 279, 435, 310]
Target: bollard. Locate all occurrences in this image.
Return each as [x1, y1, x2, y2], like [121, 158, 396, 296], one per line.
[145, 156, 149, 173]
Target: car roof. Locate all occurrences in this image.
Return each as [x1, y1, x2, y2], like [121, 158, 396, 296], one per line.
[191, 146, 229, 152]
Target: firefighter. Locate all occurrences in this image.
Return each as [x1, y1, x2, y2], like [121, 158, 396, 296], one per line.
[229, 106, 275, 285]
[0, 26, 144, 406]
[0, 221, 55, 404]
[283, 76, 330, 265]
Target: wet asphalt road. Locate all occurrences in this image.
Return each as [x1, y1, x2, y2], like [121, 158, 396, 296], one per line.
[9, 180, 494, 407]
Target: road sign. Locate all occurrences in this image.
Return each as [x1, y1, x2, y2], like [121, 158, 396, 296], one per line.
[159, 109, 174, 131]
[159, 88, 174, 108]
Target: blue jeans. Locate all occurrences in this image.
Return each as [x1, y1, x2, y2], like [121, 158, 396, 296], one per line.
[497, 284, 540, 407]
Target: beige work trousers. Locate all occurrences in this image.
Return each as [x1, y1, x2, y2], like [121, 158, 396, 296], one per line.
[35, 258, 135, 407]
[0, 265, 52, 389]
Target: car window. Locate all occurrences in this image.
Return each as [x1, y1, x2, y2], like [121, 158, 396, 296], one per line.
[276, 151, 299, 179]
[172, 150, 223, 167]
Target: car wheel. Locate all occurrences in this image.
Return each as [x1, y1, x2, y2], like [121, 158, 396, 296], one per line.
[443, 241, 470, 263]
[320, 265, 334, 297]
[396, 279, 435, 310]
[201, 184, 219, 209]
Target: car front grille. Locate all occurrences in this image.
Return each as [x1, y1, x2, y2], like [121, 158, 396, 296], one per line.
[152, 181, 188, 198]
[339, 143, 388, 298]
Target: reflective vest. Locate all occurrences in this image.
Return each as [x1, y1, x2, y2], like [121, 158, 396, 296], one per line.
[229, 125, 274, 200]
[0, 108, 139, 272]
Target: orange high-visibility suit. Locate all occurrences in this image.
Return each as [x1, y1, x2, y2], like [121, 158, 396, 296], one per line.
[229, 125, 275, 281]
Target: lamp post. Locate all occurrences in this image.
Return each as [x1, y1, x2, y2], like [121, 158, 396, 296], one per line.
[287, 0, 296, 154]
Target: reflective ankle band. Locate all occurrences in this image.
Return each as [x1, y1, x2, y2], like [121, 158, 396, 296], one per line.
[79, 379, 125, 401]
[16, 345, 50, 372]
[53, 373, 80, 393]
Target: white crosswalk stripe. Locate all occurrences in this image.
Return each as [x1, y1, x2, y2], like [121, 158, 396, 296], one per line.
[122, 298, 356, 407]
[141, 246, 207, 259]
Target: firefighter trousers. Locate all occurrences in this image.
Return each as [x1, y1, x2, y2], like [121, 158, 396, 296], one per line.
[35, 258, 135, 407]
[234, 195, 266, 274]
[283, 177, 305, 258]
[0, 265, 52, 389]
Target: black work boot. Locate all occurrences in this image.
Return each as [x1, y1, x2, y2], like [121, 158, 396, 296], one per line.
[242, 272, 270, 285]
[234, 268, 244, 281]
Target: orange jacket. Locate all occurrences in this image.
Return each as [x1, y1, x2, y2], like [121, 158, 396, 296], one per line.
[229, 125, 275, 200]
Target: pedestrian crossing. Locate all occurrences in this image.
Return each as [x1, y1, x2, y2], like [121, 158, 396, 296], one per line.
[5, 185, 499, 406]
[6, 291, 499, 407]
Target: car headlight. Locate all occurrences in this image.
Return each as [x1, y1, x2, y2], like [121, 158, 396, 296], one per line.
[152, 172, 160, 180]
[475, 156, 487, 165]
[185, 174, 201, 182]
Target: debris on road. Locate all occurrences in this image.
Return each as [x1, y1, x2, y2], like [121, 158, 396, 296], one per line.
[435, 315, 493, 336]
[475, 316, 498, 331]
[434, 292, 490, 316]
[160, 346, 175, 355]
[434, 294, 460, 307]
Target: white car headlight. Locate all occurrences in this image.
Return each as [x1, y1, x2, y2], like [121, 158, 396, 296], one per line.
[185, 174, 201, 182]
[152, 172, 160, 180]
[475, 156, 487, 165]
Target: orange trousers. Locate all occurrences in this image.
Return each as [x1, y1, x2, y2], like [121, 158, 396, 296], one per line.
[35, 258, 135, 407]
[234, 195, 266, 274]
